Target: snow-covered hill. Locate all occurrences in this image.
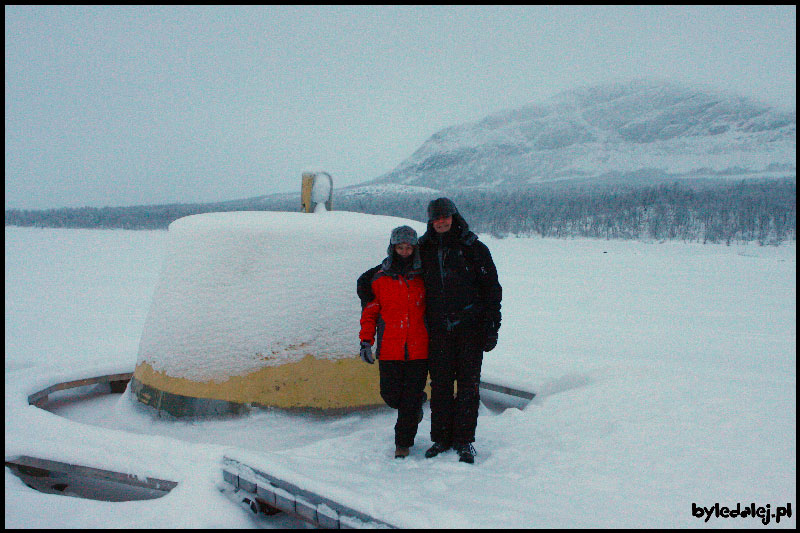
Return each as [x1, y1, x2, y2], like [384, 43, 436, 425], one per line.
[366, 80, 796, 190]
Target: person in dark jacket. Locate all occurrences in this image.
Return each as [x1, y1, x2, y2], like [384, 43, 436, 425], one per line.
[418, 198, 502, 464]
[359, 226, 429, 459]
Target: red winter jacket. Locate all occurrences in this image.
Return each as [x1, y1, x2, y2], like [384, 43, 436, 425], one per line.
[359, 268, 428, 361]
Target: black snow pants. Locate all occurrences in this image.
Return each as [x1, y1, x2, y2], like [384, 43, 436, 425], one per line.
[378, 359, 429, 448]
[428, 325, 484, 446]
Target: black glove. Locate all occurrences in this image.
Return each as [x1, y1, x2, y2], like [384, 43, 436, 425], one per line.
[359, 341, 375, 364]
[483, 332, 498, 352]
[483, 320, 499, 352]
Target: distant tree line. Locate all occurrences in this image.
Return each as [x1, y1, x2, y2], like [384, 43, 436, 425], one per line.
[454, 178, 796, 245]
[4, 200, 259, 231]
[5, 178, 796, 245]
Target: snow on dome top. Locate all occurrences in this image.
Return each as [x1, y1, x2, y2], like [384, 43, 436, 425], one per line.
[136, 211, 427, 382]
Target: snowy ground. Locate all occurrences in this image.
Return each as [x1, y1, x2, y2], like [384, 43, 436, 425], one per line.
[5, 224, 796, 528]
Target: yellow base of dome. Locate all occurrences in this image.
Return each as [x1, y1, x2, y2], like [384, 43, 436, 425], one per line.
[132, 354, 393, 414]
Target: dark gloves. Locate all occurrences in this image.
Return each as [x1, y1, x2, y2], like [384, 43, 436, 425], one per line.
[359, 341, 375, 364]
[483, 320, 499, 352]
[483, 332, 498, 352]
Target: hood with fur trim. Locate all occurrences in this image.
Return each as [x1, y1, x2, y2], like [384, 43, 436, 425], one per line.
[419, 211, 477, 246]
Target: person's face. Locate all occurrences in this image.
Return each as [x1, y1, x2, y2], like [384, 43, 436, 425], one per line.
[395, 243, 414, 258]
[432, 215, 452, 234]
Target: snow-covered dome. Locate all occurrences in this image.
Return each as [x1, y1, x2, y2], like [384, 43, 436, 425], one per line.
[131, 211, 427, 416]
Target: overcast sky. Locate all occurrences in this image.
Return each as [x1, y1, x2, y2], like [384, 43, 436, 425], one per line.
[5, 5, 796, 209]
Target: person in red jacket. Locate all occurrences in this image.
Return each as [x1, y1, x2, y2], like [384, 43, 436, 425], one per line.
[359, 225, 429, 459]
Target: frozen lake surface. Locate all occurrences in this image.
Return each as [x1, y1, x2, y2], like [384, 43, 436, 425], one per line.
[5, 225, 796, 528]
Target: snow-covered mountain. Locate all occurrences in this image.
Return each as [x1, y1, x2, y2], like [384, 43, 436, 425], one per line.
[365, 80, 796, 190]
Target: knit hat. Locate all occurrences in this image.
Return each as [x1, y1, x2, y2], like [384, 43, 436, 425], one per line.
[427, 198, 458, 221]
[389, 225, 418, 246]
[384, 225, 422, 272]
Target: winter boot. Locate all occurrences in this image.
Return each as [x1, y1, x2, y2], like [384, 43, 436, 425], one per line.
[395, 446, 410, 459]
[424, 442, 451, 458]
[455, 443, 476, 464]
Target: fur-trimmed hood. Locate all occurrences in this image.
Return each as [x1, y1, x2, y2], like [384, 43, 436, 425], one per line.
[419, 211, 478, 247]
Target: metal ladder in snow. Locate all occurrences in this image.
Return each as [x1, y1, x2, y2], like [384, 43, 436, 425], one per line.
[222, 456, 398, 528]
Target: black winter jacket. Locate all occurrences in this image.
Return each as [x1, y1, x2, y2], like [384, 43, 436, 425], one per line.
[417, 213, 502, 337]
